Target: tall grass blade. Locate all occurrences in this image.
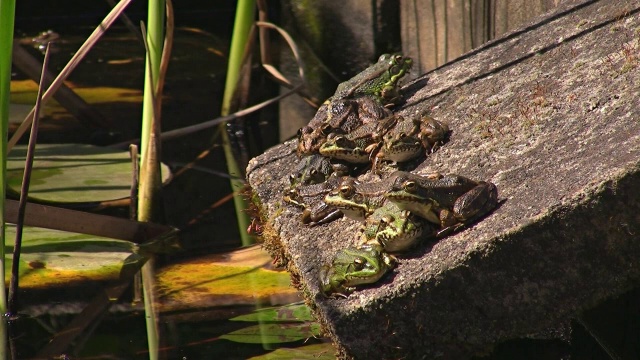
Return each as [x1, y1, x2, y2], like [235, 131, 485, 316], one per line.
[139, 0, 165, 164]
[0, 0, 16, 356]
[138, 0, 173, 358]
[220, 0, 257, 246]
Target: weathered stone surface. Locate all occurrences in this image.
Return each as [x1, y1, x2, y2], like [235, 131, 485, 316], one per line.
[247, 0, 640, 358]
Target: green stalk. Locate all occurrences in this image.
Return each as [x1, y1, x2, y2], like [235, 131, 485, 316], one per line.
[139, 0, 176, 357]
[0, 0, 15, 356]
[139, 1, 165, 359]
[140, 0, 165, 164]
[220, 0, 256, 246]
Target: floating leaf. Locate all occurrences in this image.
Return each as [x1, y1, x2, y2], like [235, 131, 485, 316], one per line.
[247, 343, 335, 360]
[156, 245, 300, 310]
[7, 143, 170, 203]
[4, 224, 139, 288]
[230, 302, 315, 322]
[10, 80, 143, 105]
[220, 323, 321, 344]
[3, 218, 175, 288]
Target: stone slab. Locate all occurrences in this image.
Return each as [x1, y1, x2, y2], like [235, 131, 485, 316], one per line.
[247, 0, 640, 358]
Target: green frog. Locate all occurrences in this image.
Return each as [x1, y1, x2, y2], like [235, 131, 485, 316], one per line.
[374, 114, 450, 167]
[359, 201, 435, 253]
[297, 54, 413, 155]
[384, 171, 498, 234]
[323, 175, 400, 221]
[319, 243, 396, 296]
[283, 175, 343, 225]
[318, 115, 398, 163]
[289, 154, 349, 187]
[333, 54, 413, 103]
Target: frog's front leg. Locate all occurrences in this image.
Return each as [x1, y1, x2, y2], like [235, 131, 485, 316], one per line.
[440, 181, 498, 231]
[302, 202, 343, 226]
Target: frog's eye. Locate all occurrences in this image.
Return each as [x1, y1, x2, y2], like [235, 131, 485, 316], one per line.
[404, 180, 417, 193]
[352, 257, 366, 270]
[389, 65, 401, 76]
[320, 124, 332, 136]
[334, 136, 350, 146]
[339, 184, 355, 198]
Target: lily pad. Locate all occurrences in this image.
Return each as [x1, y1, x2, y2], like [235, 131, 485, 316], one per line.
[247, 343, 335, 360]
[156, 245, 299, 310]
[222, 303, 322, 346]
[230, 302, 315, 322]
[220, 323, 322, 344]
[10, 80, 144, 106]
[7, 143, 170, 203]
[4, 224, 139, 288]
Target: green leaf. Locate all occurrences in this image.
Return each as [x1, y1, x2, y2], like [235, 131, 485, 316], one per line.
[7, 143, 170, 203]
[230, 302, 315, 322]
[5, 224, 139, 288]
[220, 323, 321, 344]
[155, 245, 299, 310]
[247, 343, 335, 360]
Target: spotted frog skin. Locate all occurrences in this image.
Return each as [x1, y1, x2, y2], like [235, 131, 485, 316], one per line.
[283, 175, 343, 226]
[359, 201, 435, 253]
[333, 54, 413, 103]
[318, 116, 399, 163]
[289, 154, 349, 187]
[319, 243, 396, 296]
[297, 54, 413, 155]
[384, 171, 498, 234]
[323, 175, 401, 221]
[317, 114, 449, 171]
[375, 114, 450, 167]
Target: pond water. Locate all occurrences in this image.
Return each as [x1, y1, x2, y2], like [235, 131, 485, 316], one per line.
[9, 2, 333, 359]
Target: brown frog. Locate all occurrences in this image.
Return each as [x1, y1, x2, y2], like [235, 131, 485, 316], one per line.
[297, 54, 413, 155]
[283, 175, 344, 226]
[384, 171, 498, 235]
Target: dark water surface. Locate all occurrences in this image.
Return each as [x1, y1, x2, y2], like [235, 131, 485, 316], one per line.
[8, 2, 324, 359]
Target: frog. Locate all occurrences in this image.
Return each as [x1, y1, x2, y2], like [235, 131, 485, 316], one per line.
[318, 115, 399, 163]
[297, 54, 413, 155]
[374, 114, 450, 168]
[283, 175, 344, 226]
[333, 54, 413, 103]
[417, 114, 450, 153]
[319, 243, 396, 297]
[384, 171, 498, 234]
[297, 94, 392, 155]
[323, 174, 400, 221]
[359, 201, 436, 253]
[289, 154, 349, 187]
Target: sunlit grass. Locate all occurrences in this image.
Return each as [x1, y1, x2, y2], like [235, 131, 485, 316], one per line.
[0, 0, 15, 356]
